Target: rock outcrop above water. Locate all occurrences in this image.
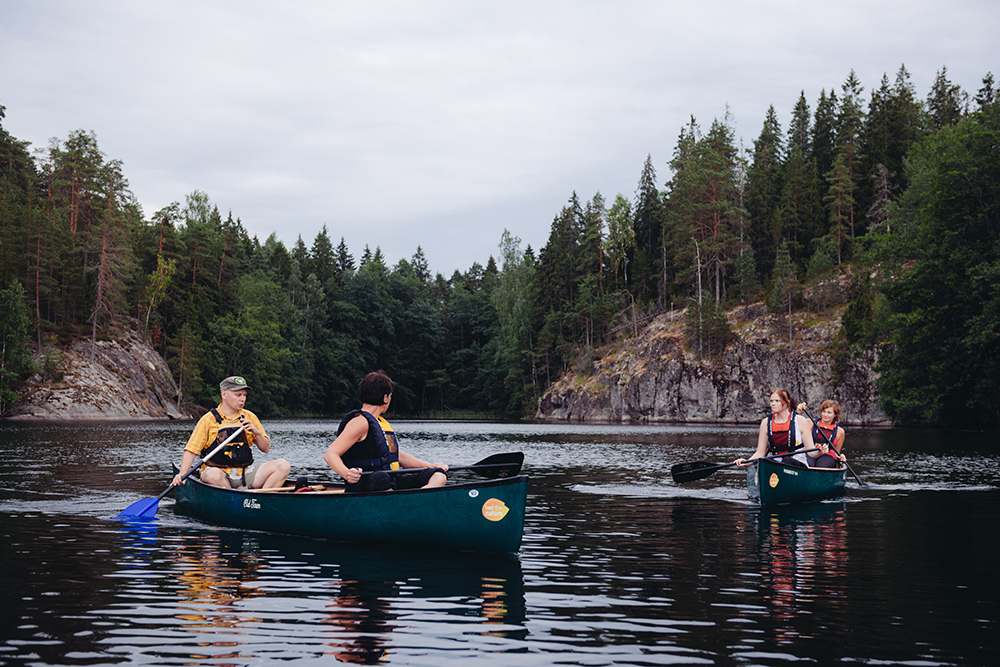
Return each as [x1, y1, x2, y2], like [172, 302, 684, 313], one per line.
[536, 303, 888, 426]
[5, 331, 197, 421]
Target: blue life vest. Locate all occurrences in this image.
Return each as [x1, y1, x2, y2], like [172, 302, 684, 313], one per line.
[337, 410, 400, 471]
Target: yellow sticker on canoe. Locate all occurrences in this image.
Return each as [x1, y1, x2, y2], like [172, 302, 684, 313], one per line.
[769, 473, 780, 488]
[482, 498, 509, 522]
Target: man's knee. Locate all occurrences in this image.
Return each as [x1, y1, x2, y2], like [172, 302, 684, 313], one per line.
[200, 468, 228, 487]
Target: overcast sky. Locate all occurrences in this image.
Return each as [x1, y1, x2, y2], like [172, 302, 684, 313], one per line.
[2, 1, 997, 276]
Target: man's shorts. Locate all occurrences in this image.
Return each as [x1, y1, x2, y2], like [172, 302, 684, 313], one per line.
[220, 464, 260, 489]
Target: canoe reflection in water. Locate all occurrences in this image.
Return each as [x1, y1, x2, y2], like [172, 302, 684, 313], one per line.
[750, 503, 849, 643]
[152, 529, 526, 663]
[315, 539, 527, 663]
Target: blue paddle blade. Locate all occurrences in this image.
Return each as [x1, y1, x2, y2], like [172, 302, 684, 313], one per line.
[115, 497, 159, 520]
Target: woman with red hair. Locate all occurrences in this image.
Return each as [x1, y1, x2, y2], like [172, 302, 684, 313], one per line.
[734, 388, 825, 468]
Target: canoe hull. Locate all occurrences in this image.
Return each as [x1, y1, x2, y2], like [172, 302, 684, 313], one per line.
[747, 458, 846, 506]
[173, 474, 528, 554]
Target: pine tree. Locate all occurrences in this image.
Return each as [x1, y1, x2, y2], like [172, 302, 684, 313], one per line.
[292, 235, 311, 276]
[927, 66, 967, 130]
[733, 246, 759, 306]
[812, 89, 839, 184]
[0, 280, 32, 413]
[578, 192, 605, 290]
[631, 155, 661, 304]
[975, 71, 997, 109]
[310, 224, 335, 285]
[494, 230, 535, 415]
[532, 201, 580, 380]
[334, 237, 355, 288]
[605, 194, 634, 287]
[823, 152, 855, 265]
[746, 105, 786, 272]
[667, 116, 740, 305]
[837, 70, 866, 239]
[859, 66, 923, 211]
[768, 239, 797, 345]
[411, 246, 430, 284]
[781, 91, 820, 264]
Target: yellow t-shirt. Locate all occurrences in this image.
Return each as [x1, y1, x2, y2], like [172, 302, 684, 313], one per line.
[184, 406, 267, 471]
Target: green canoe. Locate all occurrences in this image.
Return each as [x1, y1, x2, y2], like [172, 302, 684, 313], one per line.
[173, 473, 528, 554]
[746, 457, 846, 506]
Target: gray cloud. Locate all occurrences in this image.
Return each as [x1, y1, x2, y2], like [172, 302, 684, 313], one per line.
[2, 0, 997, 274]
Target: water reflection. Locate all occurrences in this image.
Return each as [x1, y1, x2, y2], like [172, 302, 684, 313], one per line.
[104, 527, 527, 664]
[747, 503, 849, 643]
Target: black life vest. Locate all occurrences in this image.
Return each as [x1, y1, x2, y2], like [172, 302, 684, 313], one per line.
[201, 409, 254, 468]
[337, 409, 400, 471]
[767, 413, 799, 455]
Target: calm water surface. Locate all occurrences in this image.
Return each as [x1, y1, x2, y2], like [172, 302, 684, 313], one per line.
[0, 419, 997, 666]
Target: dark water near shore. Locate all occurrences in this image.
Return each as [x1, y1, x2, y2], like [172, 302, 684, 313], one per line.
[1, 419, 997, 666]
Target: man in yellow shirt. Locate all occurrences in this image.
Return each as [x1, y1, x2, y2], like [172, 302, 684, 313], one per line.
[171, 376, 290, 489]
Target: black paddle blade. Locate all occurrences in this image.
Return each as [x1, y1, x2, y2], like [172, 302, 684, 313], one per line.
[469, 452, 524, 478]
[670, 460, 732, 484]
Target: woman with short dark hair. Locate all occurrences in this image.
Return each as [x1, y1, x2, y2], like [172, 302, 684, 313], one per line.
[324, 371, 449, 492]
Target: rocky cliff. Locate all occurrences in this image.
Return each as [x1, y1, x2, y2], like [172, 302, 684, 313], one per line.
[5, 331, 197, 421]
[536, 303, 888, 426]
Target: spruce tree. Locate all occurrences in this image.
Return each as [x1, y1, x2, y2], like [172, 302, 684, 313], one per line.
[746, 105, 786, 273]
[631, 155, 661, 304]
[823, 152, 855, 265]
[768, 239, 797, 345]
[837, 70, 866, 239]
[927, 66, 967, 130]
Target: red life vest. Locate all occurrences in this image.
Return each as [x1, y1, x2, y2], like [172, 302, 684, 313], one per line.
[767, 413, 799, 455]
[812, 422, 841, 454]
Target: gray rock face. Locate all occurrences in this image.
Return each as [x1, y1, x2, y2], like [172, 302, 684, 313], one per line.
[6, 331, 195, 421]
[536, 310, 887, 426]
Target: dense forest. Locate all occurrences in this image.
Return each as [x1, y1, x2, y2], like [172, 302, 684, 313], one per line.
[1, 65, 998, 425]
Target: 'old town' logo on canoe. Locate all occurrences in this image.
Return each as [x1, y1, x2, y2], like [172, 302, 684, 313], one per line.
[768, 473, 780, 488]
[482, 498, 509, 522]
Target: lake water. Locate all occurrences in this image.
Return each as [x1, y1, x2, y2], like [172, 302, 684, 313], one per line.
[1, 419, 997, 666]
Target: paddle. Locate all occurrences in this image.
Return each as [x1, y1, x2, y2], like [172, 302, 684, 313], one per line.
[800, 407, 868, 488]
[671, 447, 824, 484]
[115, 423, 248, 519]
[364, 451, 524, 480]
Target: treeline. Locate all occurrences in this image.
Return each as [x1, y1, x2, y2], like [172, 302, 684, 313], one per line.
[1, 65, 998, 424]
